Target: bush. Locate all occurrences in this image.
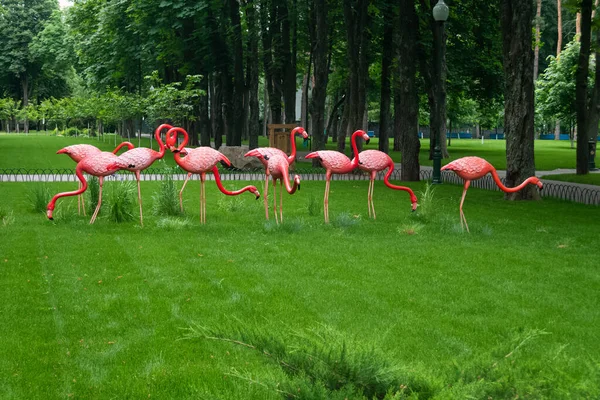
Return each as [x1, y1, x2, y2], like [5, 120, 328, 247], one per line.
[65, 127, 79, 136]
[152, 171, 182, 216]
[27, 184, 52, 214]
[107, 180, 135, 222]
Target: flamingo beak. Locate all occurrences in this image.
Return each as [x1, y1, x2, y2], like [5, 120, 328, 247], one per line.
[411, 202, 418, 212]
[46, 209, 54, 220]
[537, 182, 544, 191]
[365, 139, 370, 145]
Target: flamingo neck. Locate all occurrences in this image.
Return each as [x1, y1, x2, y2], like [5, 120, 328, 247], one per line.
[47, 167, 87, 217]
[282, 173, 300, 194]
[383, 164, 418, 203]
[350, 130, 364, 168]
[287, 128, 300, 164]
[174, 129, 190, 165]
[155, 128, 166, 158]
[212, 166, 254, 195]
[113, 141, 135, 154]
[490, 170, 535, 193]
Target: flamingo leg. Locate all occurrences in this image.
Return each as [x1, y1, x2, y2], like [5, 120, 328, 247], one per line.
[272, 178, 279, 224]
[324, 172, 331, 223]
[279, 179, 283, 223]
[200, 173, 206, 224]
[369, 172, 377, 219]
[459, 180, 471, 233]
[81, 179, 86, 216]
[135, 170, 143, 227]
[77, 180, 81, 215]
[179, 172, 192, 212]
[263, 172, 269, 220]
[90, 177, 103, 224]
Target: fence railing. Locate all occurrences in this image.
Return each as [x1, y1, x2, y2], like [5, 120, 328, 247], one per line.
[1, 168, 599, 206]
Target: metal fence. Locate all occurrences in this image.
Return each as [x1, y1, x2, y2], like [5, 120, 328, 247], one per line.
[1, 167, 599, 206]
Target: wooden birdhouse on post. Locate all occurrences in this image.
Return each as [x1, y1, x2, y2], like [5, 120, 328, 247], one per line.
[268, 124, 298, 155]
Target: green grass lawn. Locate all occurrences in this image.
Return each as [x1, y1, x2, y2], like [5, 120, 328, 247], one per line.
[0, 178, 599, 398]
[0, 132, 585, 173]
[540, 173, 600, 185]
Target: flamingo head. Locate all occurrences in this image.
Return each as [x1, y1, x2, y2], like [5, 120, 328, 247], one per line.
[249, 186, 261, 200]
[362, 132, 371, 145]
[293, 126, 309, 140]
[165, 130, 179, 152]
[46, 203, 55, 220]
[532, 177, 543, 191]
[294, 175, 301, 191]
[410, 193, 418, 212]
[56, 148, 69, 155]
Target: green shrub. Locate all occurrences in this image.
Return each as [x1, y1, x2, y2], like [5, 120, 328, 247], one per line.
[65, 127, 79, 136]
[86, 176, 100, 216]
[107, 180, 135, 223]
[414, 182, 436, 221]
[152, 172, 182, 216]
[27, 184, 52, 214]
[306, 193, 322, 216]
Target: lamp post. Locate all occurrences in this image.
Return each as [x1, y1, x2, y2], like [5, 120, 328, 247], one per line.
[431, 0, 449, 184]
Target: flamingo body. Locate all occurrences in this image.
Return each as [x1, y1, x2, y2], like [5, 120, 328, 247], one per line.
[441, 156, 543, 232]
[244, 126, 308, 219]
[305, 130, 370, 223]
[166, 127, 259, 223]
[47, 151, 124, 223]
[357, 149, 418, 217]
[263, 153, 301, 224]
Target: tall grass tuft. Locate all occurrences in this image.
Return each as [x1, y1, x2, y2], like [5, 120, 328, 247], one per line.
[306, 193, 322, 216]
[27, 184, 51, 214]
[217, 195, 244, 213]
[332, 212, 360, 229]
[152, 172, 182, 216]
[107, 181, 135, 222]
[0, 207, 14, 226]
[156, 216, 192, 230]
[414, 182, 436, 221]
[184, 322, 437, 399]
[86, 176, 100, 216]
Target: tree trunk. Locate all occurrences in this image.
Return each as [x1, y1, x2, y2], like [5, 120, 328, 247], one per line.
[378, 1, 393, 154]
[21, 74, 29, 134]
[261, 1, 283, 124]
[199, 75, 211, 146]
[501, 0, 539, 199]
[281, 0, 297, 124]
[555, 0, 563, 140]
[396, 0, 420, 181]
[309, 0, 328, 166]
[340, 0, 369, 155]
[229, 0, 245, 146]
[245, 0, 260, 150]
[576, 0, 592, 174]
[533, 0, 542, 81]
[211, 73, 224, 150]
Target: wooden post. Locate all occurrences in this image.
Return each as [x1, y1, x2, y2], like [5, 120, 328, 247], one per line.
[268, 123, 298, 154]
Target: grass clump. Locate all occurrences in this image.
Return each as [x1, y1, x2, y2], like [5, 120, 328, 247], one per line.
[414, 182, 436, 221]
[306, 193, 322, 216]
[331, 212, 360, 229]
[155, 216, 192, 230]
[217, 195, 244, 213]
[152, 172, 182, 216]
[27, 184, 51, 214]
[0, 207, 14, 226]
[107, 181, 135, 222]
[184, 322, 436, 400]
[86, 176, 100, 216]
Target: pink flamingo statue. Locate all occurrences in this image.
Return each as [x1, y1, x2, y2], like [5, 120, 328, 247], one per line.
[244, 126, 308, 220]
[245, 151, 300, 224]
[105, 124, 172, 226]
[441, 156, 543, 232]
[47, 143, 136, 224]
[304, 130, 369, 223]
[57, 141, 134, 215]
[166, 127, 260, 224]
[355, 133, 418, 218]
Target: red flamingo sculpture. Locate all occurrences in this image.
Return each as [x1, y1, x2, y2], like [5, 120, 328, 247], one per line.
[244, 126, 308, 220]
[47, 143, 136, 224]
[245, 151, 300, 224]
[441, 156, 544, 232]
[166, 127, 260, 224]
[305, 130, 369, 223]
[356, 139, 418, 218]
[57, 141, 134, 215]
[105, 124, 172, 226]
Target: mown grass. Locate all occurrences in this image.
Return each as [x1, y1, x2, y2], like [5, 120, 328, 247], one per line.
[541, 172, 600, 186]
[0, 179, 599, 398]
[0, 132, 585, 173]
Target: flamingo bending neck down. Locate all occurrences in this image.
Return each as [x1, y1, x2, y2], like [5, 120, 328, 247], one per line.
[355, 140, 418, 218]
[47, 142, 136, 223]
[246, 151, 300, 224]
[57, 141, 134, 215]
[305, 130, 369, 223]
[105, 124, 171, 226]
[166, 127, 260, 224]
[244, 126, 308, 220]
[441, 156, 543, 232]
